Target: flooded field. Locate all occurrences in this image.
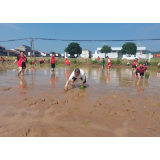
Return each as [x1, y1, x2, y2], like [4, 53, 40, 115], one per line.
[0, 63, 160, 137]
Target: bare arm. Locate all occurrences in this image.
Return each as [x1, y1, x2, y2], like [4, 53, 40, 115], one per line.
[137, 73, 140, 79]
[13, 60, 17, 66]
[64, 79, 71, 89]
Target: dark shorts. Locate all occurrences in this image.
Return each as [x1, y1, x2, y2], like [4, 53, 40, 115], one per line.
[132, 65, 136, 68]
[51, 63, 55, 68]
[40, 61, 43, 64]
[72, 76, 86, 84]
[22, 62, 26, 69]
[136, 72, 144, 76]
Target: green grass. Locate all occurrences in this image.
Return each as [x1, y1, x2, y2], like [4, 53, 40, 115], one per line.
[132, 110, 136, 113]
[90, 110, 92, 114]
[128, 129, 134, 133]
[84, 119, 90, 125]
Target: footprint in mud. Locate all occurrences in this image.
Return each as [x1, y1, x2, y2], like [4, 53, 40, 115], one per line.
[54, 101, 60, 105]
[63, 99, 69, 104]
[4, 112, 17, 117]
[1, 88, 12, 91]
[96, 103, 102, 107]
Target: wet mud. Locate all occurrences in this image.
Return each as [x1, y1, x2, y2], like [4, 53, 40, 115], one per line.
[0, 64, 160, 137]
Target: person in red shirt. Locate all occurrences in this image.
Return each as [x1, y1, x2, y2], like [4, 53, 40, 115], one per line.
[132, 60, 137, 70]
[32, 60, 36, 65]
[97, 56, 100, 63]
[50, 53, 55, 71]
[136, 65, 146, 79]
[107, 56, 111, 71]
[1, 57, 4, 63]
[40, 59, 43, 65]
[13, 51, 27, 76]
[65, 58, 70, 66]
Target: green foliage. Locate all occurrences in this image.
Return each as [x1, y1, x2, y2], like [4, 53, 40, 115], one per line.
[100, 45, 112, 54]
[116, 59, 121, 64]
[48, 58, 50, 63]
[121, 42, 137, 55]
[138, 60, 146, 65]
[64, 43, 82, 57]
[111, 60, 115, 64]
[55, 61, 58, 65]
[71, 59, 77, 64]
[105, 61, 108, 66]
[91, 60, 98, 64]
[145, 72, 150, 79]
[27, 60, 32, 65]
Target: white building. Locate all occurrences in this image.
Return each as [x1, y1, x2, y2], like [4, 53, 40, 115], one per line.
[93, 47, 146, 59]
[81, 50, 92, 58]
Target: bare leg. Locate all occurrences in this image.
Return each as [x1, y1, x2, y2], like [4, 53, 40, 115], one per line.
[18, 67, 22, 76]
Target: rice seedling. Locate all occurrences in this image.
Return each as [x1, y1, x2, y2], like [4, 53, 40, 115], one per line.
[84, 119, 90, 125]
[132, 110, 136, 113]
[90, 110, 92, 114]
[128, 129, 133, 133]
[123, 103, 126, 106]
[68, 109, 72, 113]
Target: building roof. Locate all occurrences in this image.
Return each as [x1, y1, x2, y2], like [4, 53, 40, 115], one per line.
[22, 45, 30, 48]
[0, 45, 5, 48]
[97, 47, 146, 51]
[33, 50, 40, 53]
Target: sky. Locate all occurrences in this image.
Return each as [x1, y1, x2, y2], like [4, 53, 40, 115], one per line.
[0, 23, 160, 54]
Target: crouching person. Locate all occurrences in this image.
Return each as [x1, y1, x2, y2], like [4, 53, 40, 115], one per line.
[64, 68, 86, 91]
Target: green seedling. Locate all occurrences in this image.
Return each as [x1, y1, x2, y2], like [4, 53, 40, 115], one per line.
[105, 123, 107, 126]
[84, 119, 90, 125]
[93, 106, 96, 108]
[123, 103, 126, 106]
[68, 109, 72, 113]
[106, 113, 110, 117]
[90, 110, 92, 114]
[145, 97, 147, 100]
[128, 129, 133, 133]
[132, 110, 136, 113]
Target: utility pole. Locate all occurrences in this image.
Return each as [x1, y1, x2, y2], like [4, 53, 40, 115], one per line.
[30, 37, 33, 57]
[33, 39, 35, 60]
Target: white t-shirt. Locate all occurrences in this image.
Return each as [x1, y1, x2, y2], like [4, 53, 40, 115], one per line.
[69, 69, 85, 80]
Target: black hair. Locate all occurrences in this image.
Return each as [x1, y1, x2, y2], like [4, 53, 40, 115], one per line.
[140, 66, 143, 70]
[75, 68, 80, 73]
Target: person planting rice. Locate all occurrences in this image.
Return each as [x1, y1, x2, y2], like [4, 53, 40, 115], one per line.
[102, 58, 105, 69]
[64, 68, 86, 91]
[136, 64, 146, 79]
[32, 60, 36, 65]
[107, 56, 111, 71]
[12, 51, 27, 76]
[40, 59, 44, 65]
[1, 57, 4, 63]
[157, 62, 160, 68]
[127, 61, 130, 67]
[65, 58, 70, 66]
[145, 59, 148, 69]
[50, 53, 55, 72]
[132, 60, 137, 70]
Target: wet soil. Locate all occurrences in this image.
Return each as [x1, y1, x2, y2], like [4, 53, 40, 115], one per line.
[0, 64, 160, 137]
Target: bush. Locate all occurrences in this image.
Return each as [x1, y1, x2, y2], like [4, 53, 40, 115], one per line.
[48, 58, 50, 63]
[71, 59, 77, 64]
[105, 61, 108, 66]
[27, 60, 32, 65]
[91, 60, 97, 64]
[138, 60, 145, 65]
[116, 59, 121, 64]
[145, 72, 150, 79]
[111, 60, 115, 64]
[55, 61, 58, 65]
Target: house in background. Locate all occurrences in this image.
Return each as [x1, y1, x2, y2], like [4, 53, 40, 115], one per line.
[80, 50, 92, 58]
[32, 50, 41, 57]
[41, 52, 51, 57]
[6, 50, 20, 56]
[15, 45, 31, 53]
[0, 45, 7, 56]
[93, 47, 146, 59]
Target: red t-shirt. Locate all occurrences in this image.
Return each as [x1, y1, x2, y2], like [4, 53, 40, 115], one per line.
[51, 55, 55, 64]
[132, 61, 137, 66]
[97, 57, 100, 60]
[1, 57, 4, 61]
[136, 66, 145, 73]
[107, 58, 111, 65]
[65, 59, 70, 65]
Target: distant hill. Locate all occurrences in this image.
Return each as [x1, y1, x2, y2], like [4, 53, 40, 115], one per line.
[143, 50, 160, 54]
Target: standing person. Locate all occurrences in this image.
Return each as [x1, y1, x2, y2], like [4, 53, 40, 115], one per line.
[145, 59, 148, 70]
[50, 53, 55, 72]
[102, 58, 105, 69]
[107, 56, 111, 71]
[97, 56, 100, 63]
[12, 51, 27, 76]
[65, 58, 70, 66]
[136, 65, 146, 79]
[132, 60, 137, 70]
[1, 57, 4, 63]
[64, 68, 86, 91]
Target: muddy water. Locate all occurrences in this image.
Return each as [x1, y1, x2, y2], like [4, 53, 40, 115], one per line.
[0, 64, 160, 137]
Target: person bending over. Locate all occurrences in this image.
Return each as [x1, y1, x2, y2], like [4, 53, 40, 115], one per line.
[136, 65, 146, 79]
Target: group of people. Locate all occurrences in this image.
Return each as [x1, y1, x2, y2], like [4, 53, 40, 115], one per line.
[97, 56, 111, 71]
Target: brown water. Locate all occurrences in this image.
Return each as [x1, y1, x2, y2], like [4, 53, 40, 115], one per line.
[0, 63, 160, 137]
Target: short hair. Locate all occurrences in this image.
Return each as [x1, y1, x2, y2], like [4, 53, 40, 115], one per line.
[103, 58, 104, 59]
[75, 68, 80, 73]
[140, 66, 143, 69]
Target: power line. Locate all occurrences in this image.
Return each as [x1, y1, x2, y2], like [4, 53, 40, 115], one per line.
[0, 38, 29, 42]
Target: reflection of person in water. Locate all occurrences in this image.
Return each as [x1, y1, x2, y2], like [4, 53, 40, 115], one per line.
[135, 79, 144, 92]
[65, 68, 70, 79]
[50, 72, 55, 88]
[106, 71, 110, 84]
[18, 76, 27, 94]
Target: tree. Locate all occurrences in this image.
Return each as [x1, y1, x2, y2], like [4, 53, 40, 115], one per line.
[121, 42, 137, 55]
[64, 42, 82, 58]
[100, 45, 112, 55]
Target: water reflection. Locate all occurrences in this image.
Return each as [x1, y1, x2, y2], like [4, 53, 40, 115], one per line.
[18, 76, 28, 94]
[135, 79, 145, 92]
[50, 72, 55, 88]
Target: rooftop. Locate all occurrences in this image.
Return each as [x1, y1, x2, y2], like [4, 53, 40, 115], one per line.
[97, 47, 146, 51]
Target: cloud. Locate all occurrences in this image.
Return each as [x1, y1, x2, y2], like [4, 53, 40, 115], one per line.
[1, 23, 20, 29]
